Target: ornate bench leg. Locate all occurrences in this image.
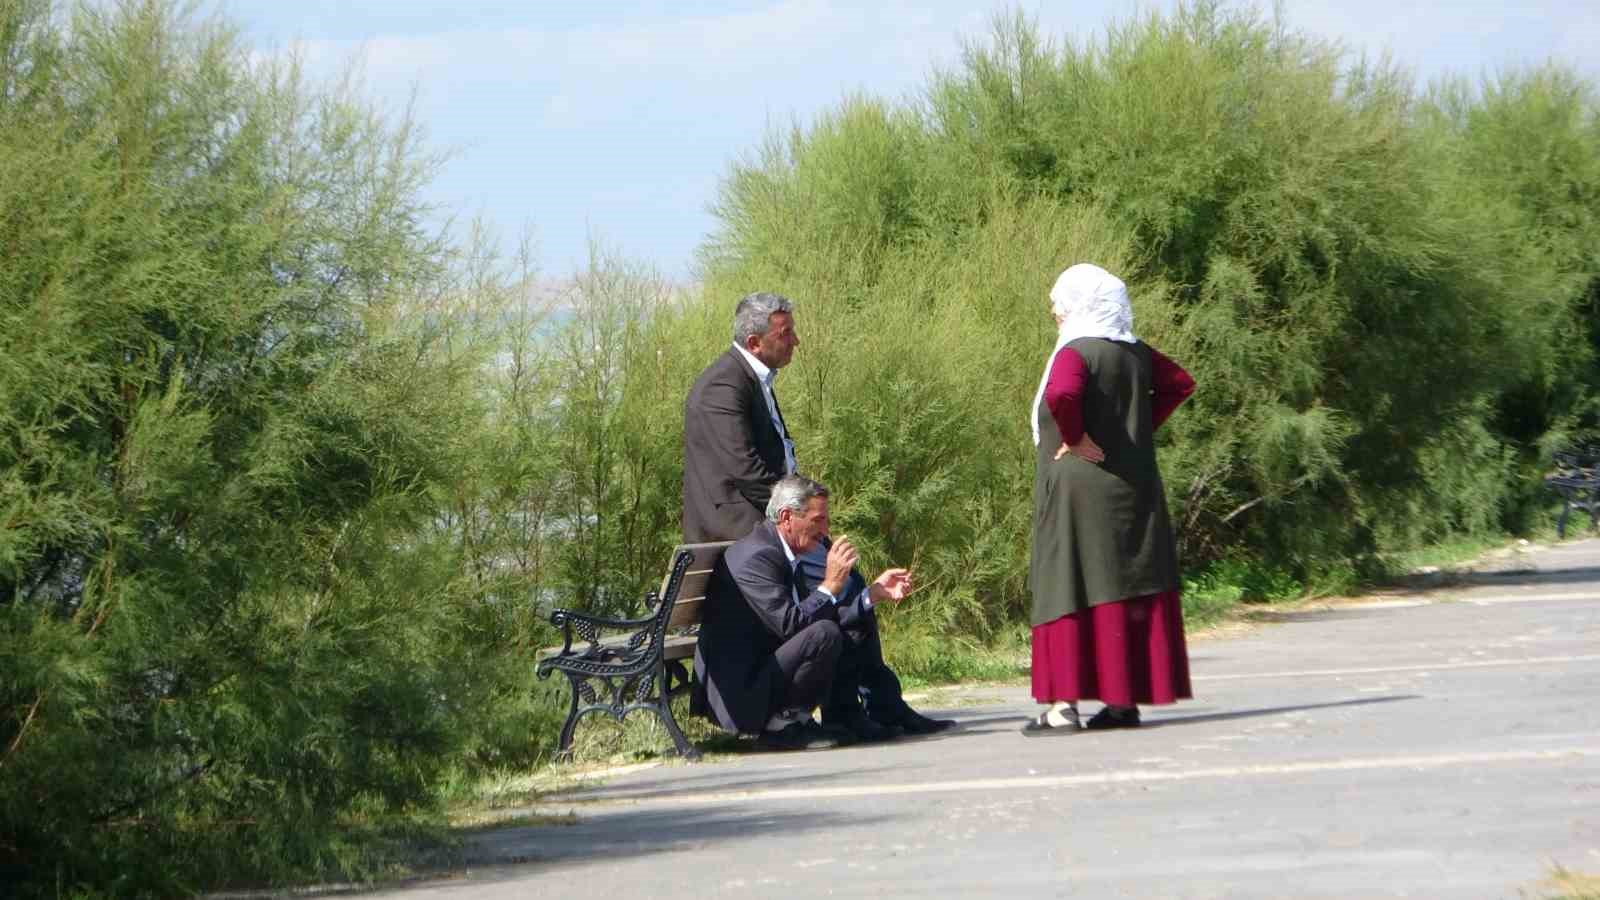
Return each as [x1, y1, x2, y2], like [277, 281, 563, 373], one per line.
[655, 660, 700, 760]
[555, 672, 583, 760]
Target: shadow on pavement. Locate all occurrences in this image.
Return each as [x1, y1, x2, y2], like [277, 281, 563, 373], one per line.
[946, 712, 1033, 728]
[554, 713, 1042, 802]
[935, 713, 1037, 736]
[934, 696, 1422, 734]
[1245, 606, 1415, 623]
[550, 764, 900, 805]
[1146, 694, 1421, 728]
[1456, 565, 1600, 588]
[360, 805, 897, 896]
[1379, 564, 1600, 596]
[1243, 565, 1600, 622]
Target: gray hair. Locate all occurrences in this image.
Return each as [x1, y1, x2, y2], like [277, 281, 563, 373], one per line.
[732, 292, 794, 346]
[765, 474, 828, 522]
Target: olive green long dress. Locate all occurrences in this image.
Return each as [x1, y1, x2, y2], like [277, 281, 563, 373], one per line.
[1029, 338, 1180, 627]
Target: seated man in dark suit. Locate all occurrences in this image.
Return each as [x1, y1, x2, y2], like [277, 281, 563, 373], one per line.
[683, 292, 955, 737]
[692, 475, 915, 750]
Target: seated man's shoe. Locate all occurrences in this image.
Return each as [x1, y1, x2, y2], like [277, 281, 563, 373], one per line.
[824, 714, 901, 743]
[758, 719, 840, 751]
[1084, 705, 1141, 730]
[894, 708, 957, 735]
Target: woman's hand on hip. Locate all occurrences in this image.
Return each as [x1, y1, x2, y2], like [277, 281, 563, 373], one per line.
[1055, 433, 1105, 464]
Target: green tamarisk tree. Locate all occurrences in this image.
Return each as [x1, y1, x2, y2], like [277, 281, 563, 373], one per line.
[1, 0, 541, 892]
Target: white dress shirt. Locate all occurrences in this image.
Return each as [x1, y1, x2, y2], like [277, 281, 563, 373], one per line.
[733, 343, 797, 475]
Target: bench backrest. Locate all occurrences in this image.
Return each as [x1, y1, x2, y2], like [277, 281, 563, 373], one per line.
[661, 541, 732, 629]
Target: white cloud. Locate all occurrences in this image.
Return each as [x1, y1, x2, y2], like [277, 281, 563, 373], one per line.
[249, 1, 1600, 140]
[1278, 0, 1600, 83]
[270, 1, 845, 82]
[238, 1, 1600, 278]
[1551, 9, 1600, 74]
[252, 2, 884, 135]
[541, 93, 574, 129]
[261, 1, 982, 101]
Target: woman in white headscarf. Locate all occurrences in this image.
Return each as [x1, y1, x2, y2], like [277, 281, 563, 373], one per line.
[1022, 263, 1196, 735]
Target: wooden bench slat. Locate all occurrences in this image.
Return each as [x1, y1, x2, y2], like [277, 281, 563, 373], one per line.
[662, 635, 697, 660]
[673, 568, 713, 597]
[665, 571, 711, 621]
[666, 596, 705, 629]
[659, 543, 728, 593]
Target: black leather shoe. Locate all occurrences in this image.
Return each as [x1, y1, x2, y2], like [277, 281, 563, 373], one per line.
[758, 720, 840, 751]
[824, 715, 901, 743]
[895, 709, 957, 735]
[1084, 705, 1141, 730]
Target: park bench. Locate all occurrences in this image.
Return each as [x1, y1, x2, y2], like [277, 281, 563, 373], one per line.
[1546, 446, 1600, 538]
[535, 541, 732, 761]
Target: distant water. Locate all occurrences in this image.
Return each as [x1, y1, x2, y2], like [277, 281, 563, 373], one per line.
[534, 307, 575, 340]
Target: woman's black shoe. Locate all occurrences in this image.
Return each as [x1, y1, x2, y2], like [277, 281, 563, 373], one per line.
[1084, 706, 1141, 730]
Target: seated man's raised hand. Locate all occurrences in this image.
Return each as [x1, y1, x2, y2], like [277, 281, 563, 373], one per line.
[867, 567, 913, 605]
[822, 535, 858, 595]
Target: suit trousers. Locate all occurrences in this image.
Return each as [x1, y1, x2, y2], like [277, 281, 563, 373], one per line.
[795, 546, 910, 724]
[770, 620, 844, 715]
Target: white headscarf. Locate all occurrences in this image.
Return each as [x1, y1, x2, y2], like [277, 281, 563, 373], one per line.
[1030, 263, 1138, 446]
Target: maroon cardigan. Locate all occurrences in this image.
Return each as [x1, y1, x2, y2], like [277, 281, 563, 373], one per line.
[1044, 345, 1195, 444]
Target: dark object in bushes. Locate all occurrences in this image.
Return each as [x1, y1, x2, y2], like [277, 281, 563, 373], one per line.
[1546, 445, 1600, 538]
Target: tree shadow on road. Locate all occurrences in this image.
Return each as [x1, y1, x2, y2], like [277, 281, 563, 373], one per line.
[549, 764, 900, 805]
[931, 712, 1035, 734]
[1243, 605, 1428, 623]
[371, 805, 897, 895]
[1380, 564, 1600, 595]
[1145, 694, 1421, 728]
[1455, 565, 1600, 588]
[914, 696, 1422, 735]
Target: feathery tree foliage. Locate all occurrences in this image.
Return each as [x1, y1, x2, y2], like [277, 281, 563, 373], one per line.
[0, 0, 555, 893]
[684, 4, 1600, 636]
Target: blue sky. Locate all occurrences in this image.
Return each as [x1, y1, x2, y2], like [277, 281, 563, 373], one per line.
[231, 1, 1600, 281]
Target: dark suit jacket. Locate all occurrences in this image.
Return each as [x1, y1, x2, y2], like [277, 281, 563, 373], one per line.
[691, 521, 865, 733]
[682, 348, 790, 542]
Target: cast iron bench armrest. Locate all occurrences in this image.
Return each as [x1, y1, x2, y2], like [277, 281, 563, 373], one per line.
[544, 603, 661, 658]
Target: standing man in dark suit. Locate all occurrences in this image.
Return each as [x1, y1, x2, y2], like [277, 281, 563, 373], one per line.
[692, 476, 913, 750]
[683, 292, 798, 544]
[683, 292, 955, 737]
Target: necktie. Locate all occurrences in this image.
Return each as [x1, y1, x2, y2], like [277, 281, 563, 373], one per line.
[764, 374, 797, 474]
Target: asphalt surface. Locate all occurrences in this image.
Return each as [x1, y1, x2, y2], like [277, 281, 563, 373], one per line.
[370, 539, 1600, 899]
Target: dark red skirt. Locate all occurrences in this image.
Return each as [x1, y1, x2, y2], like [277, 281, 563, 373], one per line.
[1031, 589, 1193, 706]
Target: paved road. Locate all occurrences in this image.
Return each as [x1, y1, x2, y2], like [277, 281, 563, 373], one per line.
[379, 540, 1600, 899]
